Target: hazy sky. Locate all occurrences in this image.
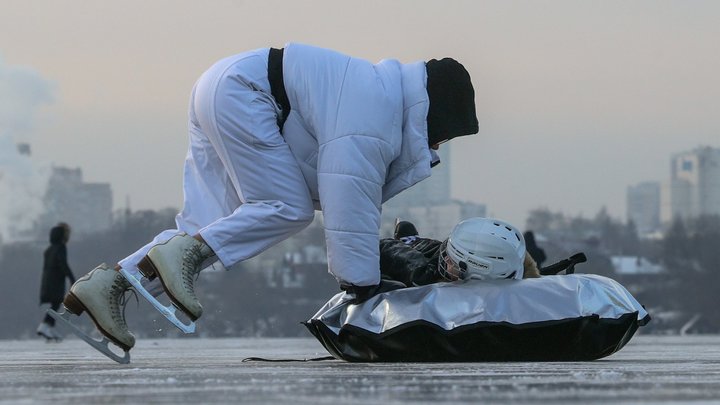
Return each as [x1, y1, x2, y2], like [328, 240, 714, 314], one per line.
[1, 0, 719, 227]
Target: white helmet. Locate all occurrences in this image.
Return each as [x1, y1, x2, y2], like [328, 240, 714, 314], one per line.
[438, 217, 526, 281]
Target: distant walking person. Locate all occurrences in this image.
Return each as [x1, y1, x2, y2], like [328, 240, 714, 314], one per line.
[37, 223, 75, 341]
[523, 231, 546, 268]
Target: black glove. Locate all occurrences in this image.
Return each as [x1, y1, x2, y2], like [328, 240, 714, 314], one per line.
[340, 280, 407, 304]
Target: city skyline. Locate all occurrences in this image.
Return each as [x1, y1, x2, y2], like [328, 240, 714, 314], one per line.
[3, 140, 715, 242]
[1, 1, 719, 229]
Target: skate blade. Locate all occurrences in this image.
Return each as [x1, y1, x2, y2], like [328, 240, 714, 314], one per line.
[119, 268, 196, 334]
[47, 309, 131, 364]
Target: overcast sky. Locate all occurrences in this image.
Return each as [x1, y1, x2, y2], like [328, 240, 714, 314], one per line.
[1, 0, 718, 227]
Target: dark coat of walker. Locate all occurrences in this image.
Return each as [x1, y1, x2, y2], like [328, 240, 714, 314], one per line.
[524, 231, 547, 268]
[39, 226, 76, 305]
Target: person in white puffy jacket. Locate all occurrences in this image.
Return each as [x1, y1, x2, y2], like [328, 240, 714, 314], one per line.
[62, 43, 479, 352]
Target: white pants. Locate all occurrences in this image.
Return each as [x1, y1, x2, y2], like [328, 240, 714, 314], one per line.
[119, 48, 315, 278]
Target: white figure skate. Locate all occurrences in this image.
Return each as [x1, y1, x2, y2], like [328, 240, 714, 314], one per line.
[48, 264, 134, 364]
[118, 268, 197, 334]
[132, 233, 213, 330]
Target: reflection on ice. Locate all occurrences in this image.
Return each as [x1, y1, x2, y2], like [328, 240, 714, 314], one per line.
[1, 336, 719, 404]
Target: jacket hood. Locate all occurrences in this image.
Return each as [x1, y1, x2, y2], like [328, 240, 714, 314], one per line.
[49, 226, 65, 245]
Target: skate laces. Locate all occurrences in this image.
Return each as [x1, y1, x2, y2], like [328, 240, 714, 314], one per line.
[109, 276, 136, 330]
[180, 243, 209, 296]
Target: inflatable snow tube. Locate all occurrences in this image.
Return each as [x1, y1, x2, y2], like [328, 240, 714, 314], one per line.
[304, 274, 650, 362]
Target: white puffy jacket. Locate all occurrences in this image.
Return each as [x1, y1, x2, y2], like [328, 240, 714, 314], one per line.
[282, 43, 433, 287]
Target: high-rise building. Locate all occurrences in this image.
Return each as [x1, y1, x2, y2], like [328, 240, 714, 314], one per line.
[382, 146, 487, 239]
[663, 146, 720, 222]
[39, 166, 113, 236]
[627, 182, 660, 235]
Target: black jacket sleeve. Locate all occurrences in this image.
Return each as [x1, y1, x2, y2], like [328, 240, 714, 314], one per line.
[57, 245, 76, 284]
[379, 239, 439, 287]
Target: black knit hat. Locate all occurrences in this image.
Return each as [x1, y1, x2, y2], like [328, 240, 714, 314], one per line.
[394, 221, 419, 239]
[425, 58, 479, 146]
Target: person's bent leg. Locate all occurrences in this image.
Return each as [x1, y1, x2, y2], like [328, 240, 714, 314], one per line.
[142, 53, 315, 320]
[196, 55, 315, 267]
[134, 51, 315, 320]
[60, 75, 236, 346]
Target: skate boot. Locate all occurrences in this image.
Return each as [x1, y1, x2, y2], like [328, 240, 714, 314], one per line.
[36, 322, 53, 340]
[63, 264, 135, 351]
[137, 233, 214, 321]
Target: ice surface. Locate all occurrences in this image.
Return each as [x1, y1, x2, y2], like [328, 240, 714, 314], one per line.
[1, 336, 719, 404]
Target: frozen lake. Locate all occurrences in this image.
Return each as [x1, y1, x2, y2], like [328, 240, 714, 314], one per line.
[2, 335, 719, 404]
